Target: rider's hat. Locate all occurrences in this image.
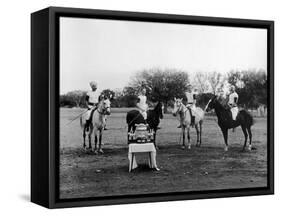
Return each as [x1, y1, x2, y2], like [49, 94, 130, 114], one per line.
[89, 81, 97, 88]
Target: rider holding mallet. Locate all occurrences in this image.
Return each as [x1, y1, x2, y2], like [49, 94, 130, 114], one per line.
[85, 81, 108, 131]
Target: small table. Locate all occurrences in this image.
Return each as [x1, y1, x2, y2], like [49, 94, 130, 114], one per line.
[128, 143, 159, 172]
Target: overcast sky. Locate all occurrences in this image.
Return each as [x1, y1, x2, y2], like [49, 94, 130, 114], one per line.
[60, 17, 267, 94]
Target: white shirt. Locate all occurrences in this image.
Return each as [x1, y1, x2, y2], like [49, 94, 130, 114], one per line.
[87, 91, 99, 104]
[229, 92, 238, 104]
[185, 92, 196, 104]
[137, 95, 148, 111]
[138, 95, 147, 105]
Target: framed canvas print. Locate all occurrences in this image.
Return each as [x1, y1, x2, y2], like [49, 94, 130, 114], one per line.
[31, 7, 274, 208]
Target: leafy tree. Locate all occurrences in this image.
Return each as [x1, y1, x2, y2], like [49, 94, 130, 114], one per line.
[65, 90, 87, 107]
[128, 68, 190, 111]
[208, 71, 224, 94]
[193, 71, 210, 93]
[101, 89, 115, 99]
[227, 69, 267, 108]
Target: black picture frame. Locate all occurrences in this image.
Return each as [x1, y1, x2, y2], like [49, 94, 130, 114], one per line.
[31, 6, 274, 209]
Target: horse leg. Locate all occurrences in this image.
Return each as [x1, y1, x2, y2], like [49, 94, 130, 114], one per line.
[83, 127, 86, 150]
[187, 126, 191, 149]
[88, 127, 92, 150]
[241, 126, 248, 151]
[98, 129, 104, 154]
[181, 127, 186, 149]
[195, 124, 199, 147]
[247, 126, 252, 150]
[199, 121, 203, 146]
[222, 128, 228, 151]
[93, 128, 98, 154]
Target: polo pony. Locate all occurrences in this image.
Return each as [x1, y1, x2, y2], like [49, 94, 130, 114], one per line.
[126, 101, 164, 149]
[80, 97, 111, 154]
[172, 98, 204, 149]
[205, 95, 253, 151]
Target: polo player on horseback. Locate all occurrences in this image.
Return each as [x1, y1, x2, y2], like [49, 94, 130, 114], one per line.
[85, 81, 104, 131]
[136, 87, 148, 122]
[228, 85, 239, 120]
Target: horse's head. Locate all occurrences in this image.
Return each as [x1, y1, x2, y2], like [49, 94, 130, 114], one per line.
[99, 98, 111, 115]
[205, 95, 217, 112]
[172, 98, 184, 117]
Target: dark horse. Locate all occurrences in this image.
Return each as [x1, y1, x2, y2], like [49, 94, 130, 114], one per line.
[126, 101, 164, 148]
[205, 96, 254, 151]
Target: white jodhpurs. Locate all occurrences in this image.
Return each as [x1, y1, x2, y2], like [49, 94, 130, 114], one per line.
[86, 105, 95, 120]
[231, 107, 238, 120]
[137, 103, 148, 120]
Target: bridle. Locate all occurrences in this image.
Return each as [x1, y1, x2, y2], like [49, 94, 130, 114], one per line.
[174, 101, 187, 116]
[97, 100, 110, 115]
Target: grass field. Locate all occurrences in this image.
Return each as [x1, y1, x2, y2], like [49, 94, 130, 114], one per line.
[60, 108, 267, 199]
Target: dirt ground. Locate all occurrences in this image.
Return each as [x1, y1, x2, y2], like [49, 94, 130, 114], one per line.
[60, 108, 267, 199]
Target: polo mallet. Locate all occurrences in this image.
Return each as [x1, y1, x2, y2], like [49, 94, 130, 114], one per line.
[65, 109, 88, 126]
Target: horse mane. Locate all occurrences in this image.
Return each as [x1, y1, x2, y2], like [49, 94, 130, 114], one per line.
[154, 101, 162, 110]
[213, 98, 227, 111]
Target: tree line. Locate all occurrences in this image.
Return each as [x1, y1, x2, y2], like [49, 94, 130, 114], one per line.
[60, 68, 267, 110]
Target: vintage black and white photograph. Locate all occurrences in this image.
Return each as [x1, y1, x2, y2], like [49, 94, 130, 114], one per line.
[59, 17, 268, 199]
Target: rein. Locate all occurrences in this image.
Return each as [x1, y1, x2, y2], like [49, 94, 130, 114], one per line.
[96, 107, 107, 115]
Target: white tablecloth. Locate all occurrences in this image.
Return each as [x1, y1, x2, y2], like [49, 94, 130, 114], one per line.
[128, 143, 158, 172]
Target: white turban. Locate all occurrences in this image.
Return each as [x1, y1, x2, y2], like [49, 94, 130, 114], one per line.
[89, 81, 97, 88]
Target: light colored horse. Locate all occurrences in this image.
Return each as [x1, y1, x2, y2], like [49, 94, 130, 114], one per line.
[80, 98, 111, 154]
[172, 98, 204, 149]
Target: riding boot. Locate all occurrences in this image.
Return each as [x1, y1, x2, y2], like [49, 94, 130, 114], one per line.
[85, 120, 90, 132]
[190, 116, 195, 127]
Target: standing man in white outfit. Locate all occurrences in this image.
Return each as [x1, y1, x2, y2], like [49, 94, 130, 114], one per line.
[228, 85, 239, 120]
[136, 88, 148, 121]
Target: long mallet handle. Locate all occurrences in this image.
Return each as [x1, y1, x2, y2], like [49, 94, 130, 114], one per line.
[65, 109, 88, 126]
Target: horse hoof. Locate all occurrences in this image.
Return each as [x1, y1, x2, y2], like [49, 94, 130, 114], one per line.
[181, 146, 186, 150]
[248, 145, 252, 151]
[224, 147, 228, 152]
[188, 146, 191, 150]
[93, 149, 98, 154]
[98, 149, 104, 154]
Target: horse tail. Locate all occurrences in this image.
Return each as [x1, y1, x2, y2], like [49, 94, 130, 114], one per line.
[240, 110, 254, 126]
[126, 112, 130, 125]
